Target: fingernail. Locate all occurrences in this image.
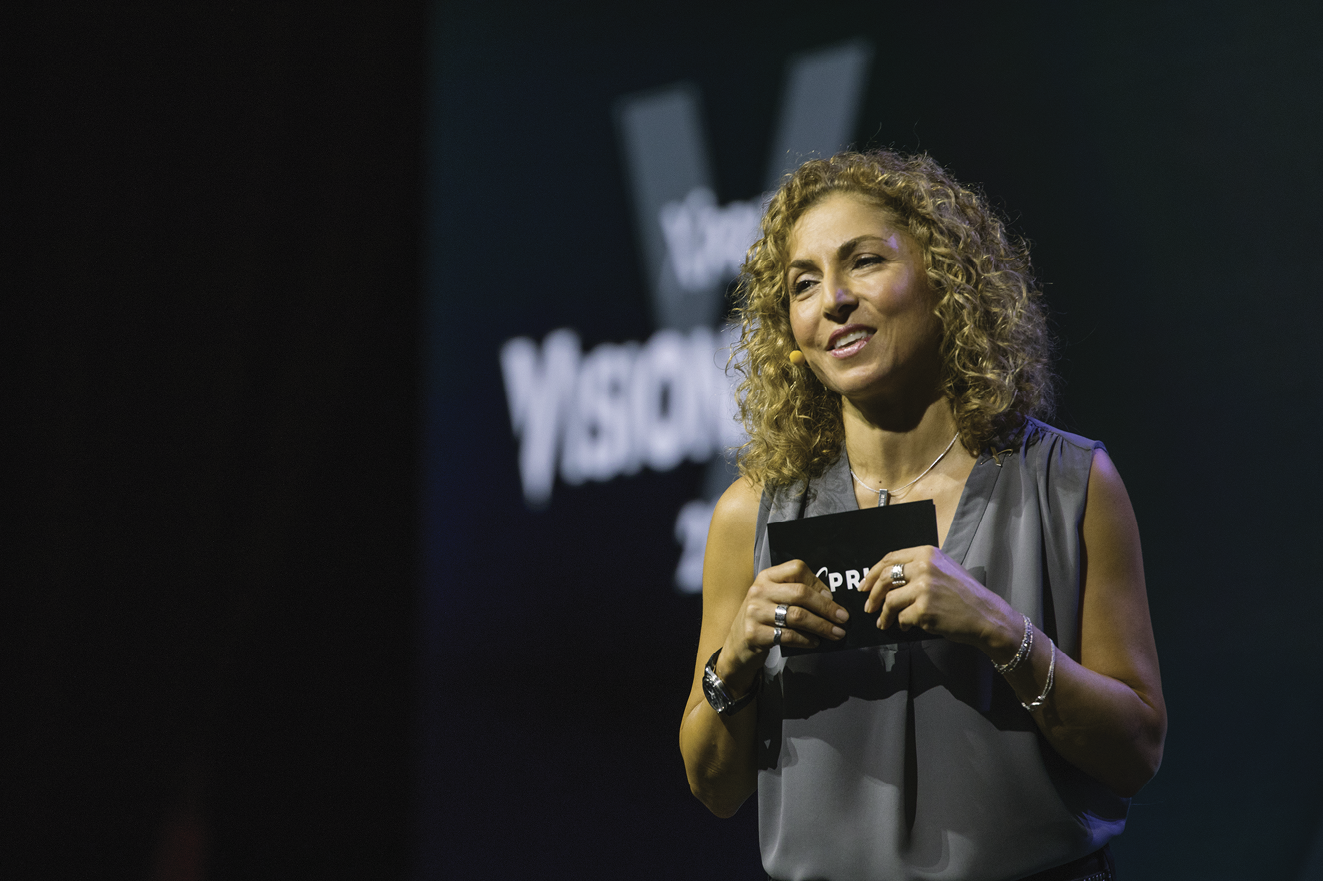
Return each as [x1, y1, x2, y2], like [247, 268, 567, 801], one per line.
[835, 608, 849, 622]
[831, 626, 846, 638]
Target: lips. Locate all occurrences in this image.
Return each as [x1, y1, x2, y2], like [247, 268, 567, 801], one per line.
[827, 325, 874, 357]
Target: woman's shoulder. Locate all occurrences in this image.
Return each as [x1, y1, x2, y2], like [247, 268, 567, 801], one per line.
[1019, 418, 1107, 461]
[711, 476, 764, 535]
[703, 477, 765, 594]
[1013, 418, 1107, 496]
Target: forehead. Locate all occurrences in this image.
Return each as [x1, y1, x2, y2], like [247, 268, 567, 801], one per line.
[787, 191, 902, 253]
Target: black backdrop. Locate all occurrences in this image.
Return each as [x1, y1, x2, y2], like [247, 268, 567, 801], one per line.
[9, 5, 422, 879]
[10, 3, 1323, 880]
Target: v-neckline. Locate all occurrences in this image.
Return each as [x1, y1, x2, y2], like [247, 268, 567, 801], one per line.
[939, 450, 1003, 565]
[826, 447, 1004, 566]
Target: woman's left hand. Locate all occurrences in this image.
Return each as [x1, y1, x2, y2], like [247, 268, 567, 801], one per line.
[860, 546, 1020, 657]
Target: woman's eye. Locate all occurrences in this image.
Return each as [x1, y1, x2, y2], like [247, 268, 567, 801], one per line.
[792, 277, 818, 295]
[855, 255, 882, 268]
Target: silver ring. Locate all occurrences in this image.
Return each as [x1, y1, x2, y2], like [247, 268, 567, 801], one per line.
[890, 563, 906, 586]
[773, 626, 783, 647]
[774, 604, 788, 627]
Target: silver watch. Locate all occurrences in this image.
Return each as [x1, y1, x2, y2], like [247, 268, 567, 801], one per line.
[702, 648, 759, 715]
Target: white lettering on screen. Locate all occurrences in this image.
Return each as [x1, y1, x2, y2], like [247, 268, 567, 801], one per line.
[500, 325, 744, 508]
[659, 187, 764, 293]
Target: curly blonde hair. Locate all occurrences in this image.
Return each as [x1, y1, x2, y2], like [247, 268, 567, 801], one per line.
[732, 150, 1055, 487]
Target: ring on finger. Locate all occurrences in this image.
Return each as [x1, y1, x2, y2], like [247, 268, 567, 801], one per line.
[774, 604, 788, 627]
[890, 562, 907, 587]
[773, 626, 783, 647]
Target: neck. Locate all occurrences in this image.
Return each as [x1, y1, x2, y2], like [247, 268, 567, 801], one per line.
[842, 393, 962, 490]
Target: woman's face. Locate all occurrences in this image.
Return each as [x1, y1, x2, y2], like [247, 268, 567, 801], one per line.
[785, 192, 942, 407]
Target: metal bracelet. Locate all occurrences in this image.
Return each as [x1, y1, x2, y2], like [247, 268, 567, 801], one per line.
[993, 614, 1033, 675]
[1021, 642, 1056, 711]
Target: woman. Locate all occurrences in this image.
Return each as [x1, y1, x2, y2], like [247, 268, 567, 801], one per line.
[679, 151, 1165, 881]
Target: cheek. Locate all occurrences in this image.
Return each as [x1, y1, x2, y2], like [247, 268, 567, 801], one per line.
[788, 302, 814, 347]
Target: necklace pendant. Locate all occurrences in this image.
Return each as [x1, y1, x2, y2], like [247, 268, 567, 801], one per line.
[877, 489, 890, 507]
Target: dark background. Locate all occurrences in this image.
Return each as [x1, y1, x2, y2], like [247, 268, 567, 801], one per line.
[10, 2, 1323, 880]
[9, 5, 422, 879]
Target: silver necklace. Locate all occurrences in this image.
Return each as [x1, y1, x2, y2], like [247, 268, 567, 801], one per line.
[849, 433, 959, 507]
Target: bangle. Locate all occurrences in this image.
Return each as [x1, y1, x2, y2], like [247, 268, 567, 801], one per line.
[1021, 641, 1056, 711]
[993, 614, 1033, 675]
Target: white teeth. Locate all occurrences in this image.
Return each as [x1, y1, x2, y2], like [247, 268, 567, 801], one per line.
[832, 329, 869, 350]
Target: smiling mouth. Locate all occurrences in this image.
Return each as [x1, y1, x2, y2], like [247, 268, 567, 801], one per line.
[828, 328, 874, 355]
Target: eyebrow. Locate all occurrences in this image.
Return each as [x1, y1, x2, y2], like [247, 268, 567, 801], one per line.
[786, 235, 891, 274]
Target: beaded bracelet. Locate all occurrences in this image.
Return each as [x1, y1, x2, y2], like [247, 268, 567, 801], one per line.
[993, 614, 1033, 675]
[1021, 642, 1056, 712]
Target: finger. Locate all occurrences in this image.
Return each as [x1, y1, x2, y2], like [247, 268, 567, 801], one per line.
[769, 558, 829, 588]
[753, 590, 840, 649]
[863, 580, 892, 615]
[762, 560, 839, 605]
[747, 579, 849, 638]
[767, 622, 822, 650]
[859, 562, 884, 593]
[766, 599, 848, 642]
[801, 563, 835, 596]
[874, 546, 940, 584]
[739, 605, 825, 652]
[877, 584, 917, 631]
[863, 557, 911, 614]
[881, 544, 937, 562]
[779, 578, 852, 631]
[760, 578, 847, 616]
[894, 602, 930, 633]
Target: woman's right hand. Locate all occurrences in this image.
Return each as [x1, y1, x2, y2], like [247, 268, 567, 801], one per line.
[721, 559, 850, 671]
[682, 481, 849, 817]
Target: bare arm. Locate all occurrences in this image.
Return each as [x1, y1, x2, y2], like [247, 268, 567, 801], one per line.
[1015, 449, 1167, 795]
[679, 478, 850, 817]
[863, 449, 1166, 796]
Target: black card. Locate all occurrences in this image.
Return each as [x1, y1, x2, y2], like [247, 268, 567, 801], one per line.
[767, 499, 941, 654]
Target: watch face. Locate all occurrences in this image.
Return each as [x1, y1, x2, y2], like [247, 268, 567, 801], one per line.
[703, 668, 730, 713]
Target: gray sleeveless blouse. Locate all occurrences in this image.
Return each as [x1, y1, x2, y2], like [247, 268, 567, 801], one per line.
[753, 420, 1128, 881]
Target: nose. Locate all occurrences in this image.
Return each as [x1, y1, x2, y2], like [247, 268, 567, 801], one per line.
[822, 271, 857, 319]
